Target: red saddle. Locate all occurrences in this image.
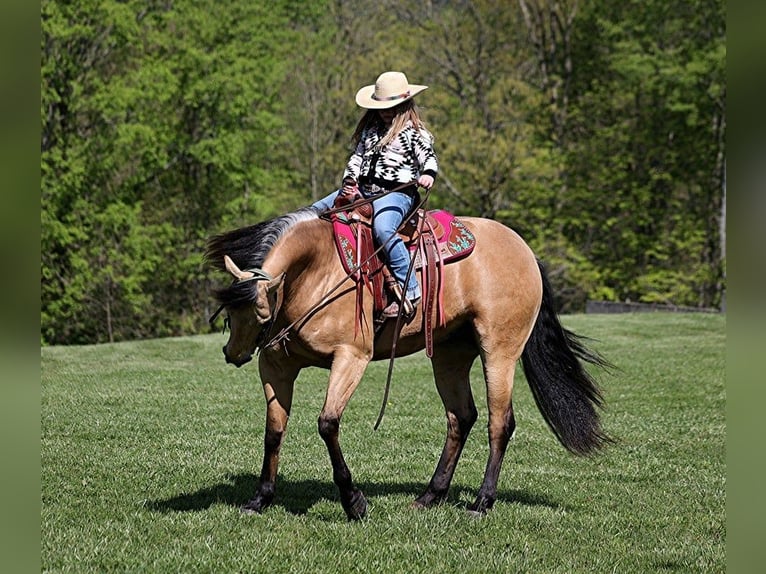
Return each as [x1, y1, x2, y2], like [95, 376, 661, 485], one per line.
[332, 209, 476, 272]
[329, 205, 475, 356]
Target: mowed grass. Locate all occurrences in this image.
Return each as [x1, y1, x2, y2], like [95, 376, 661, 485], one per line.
[41, 313, 725, 573]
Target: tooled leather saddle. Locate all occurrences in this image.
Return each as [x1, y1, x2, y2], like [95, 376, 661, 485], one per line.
[327, 197, 475, 357]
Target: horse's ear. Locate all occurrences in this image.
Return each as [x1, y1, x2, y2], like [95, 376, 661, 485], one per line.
[255, 272, 285, 323]
[224, 255, 254, 281]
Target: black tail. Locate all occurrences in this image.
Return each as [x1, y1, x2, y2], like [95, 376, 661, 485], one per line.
[521, 260, 613, 455]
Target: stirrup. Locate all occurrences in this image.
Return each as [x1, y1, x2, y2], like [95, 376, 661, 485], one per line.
[381, 296, 419, 319]
[381, 277, 419, 319]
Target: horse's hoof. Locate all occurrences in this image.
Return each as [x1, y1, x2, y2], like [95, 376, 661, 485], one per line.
[240, 497, 267, 515]
[344, 490, 368, 521]
[412, 491, 446, 509]
[467, 496, 494, 515]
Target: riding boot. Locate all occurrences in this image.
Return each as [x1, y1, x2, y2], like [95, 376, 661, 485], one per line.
[382, 280, 419, 319]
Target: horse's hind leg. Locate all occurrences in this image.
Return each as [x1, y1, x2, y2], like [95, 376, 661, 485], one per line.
[414, 338, 479, 508]
[469, 346, 519, 514]
[241, 356, 299, 514]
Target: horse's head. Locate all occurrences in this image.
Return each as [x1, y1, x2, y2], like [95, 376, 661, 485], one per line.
[215, 255, 285, 367]
[206, 208, 321, 366]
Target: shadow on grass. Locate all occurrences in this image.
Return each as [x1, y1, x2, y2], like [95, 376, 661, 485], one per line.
[146, 473, 564, 516]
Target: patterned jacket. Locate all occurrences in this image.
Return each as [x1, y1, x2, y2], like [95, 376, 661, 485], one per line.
[343, 121, 438, 192]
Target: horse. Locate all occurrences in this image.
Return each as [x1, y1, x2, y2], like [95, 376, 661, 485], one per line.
[204, 206, 611, 520]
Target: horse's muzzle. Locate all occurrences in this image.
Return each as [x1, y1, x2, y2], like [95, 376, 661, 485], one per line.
[223, 346, 252, 368]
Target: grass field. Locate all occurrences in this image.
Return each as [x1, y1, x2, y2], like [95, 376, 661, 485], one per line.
[41, 313, 725, 573]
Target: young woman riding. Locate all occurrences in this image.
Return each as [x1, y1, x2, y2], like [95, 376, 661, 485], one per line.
[312, 71, 438, 318]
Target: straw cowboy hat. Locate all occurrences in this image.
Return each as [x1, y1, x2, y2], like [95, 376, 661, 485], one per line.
[355, 71, 428, 110]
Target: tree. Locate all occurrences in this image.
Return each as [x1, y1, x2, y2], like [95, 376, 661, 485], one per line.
[561, 0, 726, 307]
[41, 0, 303, 343]
[41, 0, 726, 344]
[387, 1, 548, 222]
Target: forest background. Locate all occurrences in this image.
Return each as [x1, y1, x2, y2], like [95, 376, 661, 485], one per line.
[40, 0, 726, 345]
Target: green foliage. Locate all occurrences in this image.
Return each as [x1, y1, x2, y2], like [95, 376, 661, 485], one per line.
[41, 0, 726, 343]
[41, 0, 304, 343]
[556, 0, 725, 309]
[41, 314, 725, 571]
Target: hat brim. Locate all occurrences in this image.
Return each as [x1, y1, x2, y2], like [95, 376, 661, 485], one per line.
[355, 84, 429, 109]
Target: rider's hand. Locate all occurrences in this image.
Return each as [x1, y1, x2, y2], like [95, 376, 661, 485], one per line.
[340, 179, 357, 197]
[418, 174, 434, 189]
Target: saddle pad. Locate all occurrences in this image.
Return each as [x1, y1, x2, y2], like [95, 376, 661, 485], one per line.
[332, 210, 475, 276]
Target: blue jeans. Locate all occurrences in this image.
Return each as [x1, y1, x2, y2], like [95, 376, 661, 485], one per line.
[312, 190, 420, 301]
[311, 190, 340, 212]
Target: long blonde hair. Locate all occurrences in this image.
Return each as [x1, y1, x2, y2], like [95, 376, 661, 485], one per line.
[351, 101, 429, 151]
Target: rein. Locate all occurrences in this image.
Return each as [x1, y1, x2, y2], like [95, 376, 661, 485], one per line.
[373, 191, 429, 430]
[317, 180, 418, 220]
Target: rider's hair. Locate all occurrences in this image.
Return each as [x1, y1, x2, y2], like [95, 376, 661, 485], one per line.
[350, 100, 429, 150]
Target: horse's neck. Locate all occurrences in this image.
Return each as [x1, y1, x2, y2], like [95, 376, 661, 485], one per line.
[263, 219, 337, 289]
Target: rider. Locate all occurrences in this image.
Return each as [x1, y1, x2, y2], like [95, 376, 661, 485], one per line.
[312, 71, 438, 318]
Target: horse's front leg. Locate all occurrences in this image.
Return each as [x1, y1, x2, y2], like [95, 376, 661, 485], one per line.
[241, 354, 299, 514]
[317, 346, 371, 520]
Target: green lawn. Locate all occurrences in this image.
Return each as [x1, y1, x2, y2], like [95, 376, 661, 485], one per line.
[41, 313, 725, 573]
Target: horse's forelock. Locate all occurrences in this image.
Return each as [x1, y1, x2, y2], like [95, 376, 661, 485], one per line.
[212, 281, 259, 309]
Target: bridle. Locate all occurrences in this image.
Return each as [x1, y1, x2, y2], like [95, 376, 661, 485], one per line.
[208, 267, 274, 348]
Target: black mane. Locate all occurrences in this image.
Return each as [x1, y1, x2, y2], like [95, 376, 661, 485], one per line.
[205, 207, 319, 308]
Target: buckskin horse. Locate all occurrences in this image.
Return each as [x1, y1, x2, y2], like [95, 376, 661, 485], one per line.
[205, 204, 610, 520]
